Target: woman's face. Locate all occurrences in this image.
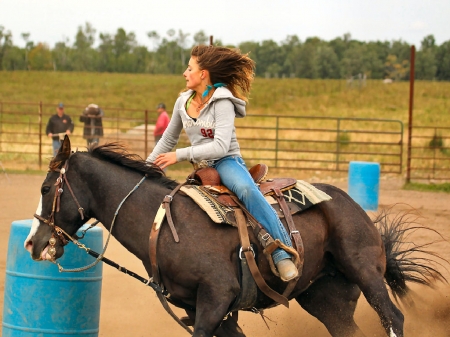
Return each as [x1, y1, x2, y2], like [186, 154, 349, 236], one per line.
[183, 57, 203, 91]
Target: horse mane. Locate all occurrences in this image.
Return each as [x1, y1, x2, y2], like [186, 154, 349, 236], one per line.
[87, 142, 179, 189]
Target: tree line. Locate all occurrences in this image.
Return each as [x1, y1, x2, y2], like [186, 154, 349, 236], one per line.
[0, 23, 449, 80]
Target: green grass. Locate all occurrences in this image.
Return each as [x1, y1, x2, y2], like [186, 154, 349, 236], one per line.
[1, 71, 449, 182]
[404, 182, 450, 193]
[1, 71, 449, 125]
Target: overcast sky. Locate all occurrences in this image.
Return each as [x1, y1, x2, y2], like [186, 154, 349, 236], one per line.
[1, 0, 449, 49]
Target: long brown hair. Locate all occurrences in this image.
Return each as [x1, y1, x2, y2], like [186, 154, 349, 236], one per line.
[190, 45, 255, 101]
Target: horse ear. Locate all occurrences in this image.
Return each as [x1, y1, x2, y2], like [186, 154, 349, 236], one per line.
[50, 136, 72, 169]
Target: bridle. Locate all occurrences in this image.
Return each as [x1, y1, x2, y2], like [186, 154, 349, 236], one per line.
[31, 153, 194, 334]
[34, 157, 86, 260]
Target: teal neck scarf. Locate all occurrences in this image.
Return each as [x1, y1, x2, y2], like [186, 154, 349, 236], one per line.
[202, 83, 226, 98]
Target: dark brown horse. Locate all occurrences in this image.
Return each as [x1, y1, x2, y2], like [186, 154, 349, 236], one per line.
[24, 137, 446, 337]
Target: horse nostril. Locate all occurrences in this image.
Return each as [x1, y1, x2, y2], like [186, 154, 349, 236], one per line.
[25, 240, 33, 252]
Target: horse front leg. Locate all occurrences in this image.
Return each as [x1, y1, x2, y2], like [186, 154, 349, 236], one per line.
[185, 310, 246, 337]
[192, 281, 241, 337]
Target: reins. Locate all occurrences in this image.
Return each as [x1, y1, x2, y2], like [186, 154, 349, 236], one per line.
[34, 157, 194, 335]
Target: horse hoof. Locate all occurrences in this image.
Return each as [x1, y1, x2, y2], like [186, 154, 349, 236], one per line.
[276, 259, 298, 282]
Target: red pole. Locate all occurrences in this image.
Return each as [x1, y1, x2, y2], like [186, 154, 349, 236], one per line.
[39, 101, 43, 169]
[144, 109, 148, 157]
[406, 45, 415, 183]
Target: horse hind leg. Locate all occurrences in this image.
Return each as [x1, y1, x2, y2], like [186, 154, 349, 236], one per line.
[296, 271, 366, 337]
[337, 243, 404, 336]
[357, 274, 404, 337]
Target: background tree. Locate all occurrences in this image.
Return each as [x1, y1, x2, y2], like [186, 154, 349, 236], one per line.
[72, 22, 97, 71]
[436, 40, 450, 81]
[52, 39, 72, 71]
[257, 39, 284, 77]
[147, 30, 160, 50]
[316, 44, 340, 79]
[279, 35, 302, 77]
[415, 34, 437, 80]
[176, 29, 190, 68]
[98, 33, 115, 72]
[0, 26, 13, 70]
[296, 38, 321, 79]
[0, 23, 449, 82]
[385, 54, 409, 81]
[113, 28, 138, 73]
[21, 32, 32, 70]
[2, 46, 26, 70]
[193, 30, 208, 46]
[28, 43, 53, 70]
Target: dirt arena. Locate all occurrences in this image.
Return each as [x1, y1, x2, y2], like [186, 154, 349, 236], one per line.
[1, 172, 449, 336]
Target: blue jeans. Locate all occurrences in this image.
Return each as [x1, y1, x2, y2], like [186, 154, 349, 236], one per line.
[52, 139, 61, 156]
[212, 156, 292, 264]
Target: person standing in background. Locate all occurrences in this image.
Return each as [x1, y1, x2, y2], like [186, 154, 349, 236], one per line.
[46, 102, 74, 156]
[154, 103, 170, 145]
[80, 103, 104, 146]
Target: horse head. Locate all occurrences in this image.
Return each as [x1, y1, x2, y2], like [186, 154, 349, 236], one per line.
[24, 135, 90, 261]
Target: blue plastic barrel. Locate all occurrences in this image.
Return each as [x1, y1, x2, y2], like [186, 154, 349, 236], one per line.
[2, 220, 103, 336]
[348, 161, 380, 211]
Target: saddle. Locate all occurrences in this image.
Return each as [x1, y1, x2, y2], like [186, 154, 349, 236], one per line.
[149, 163, 307, 313]
[185, 165, 306, 306]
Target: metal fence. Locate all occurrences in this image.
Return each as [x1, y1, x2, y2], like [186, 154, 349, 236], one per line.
[0, 101, 157, 168]
[236, 115, 403, 173]
[0, 101, 404, 174]
[407, 125, 450, 181]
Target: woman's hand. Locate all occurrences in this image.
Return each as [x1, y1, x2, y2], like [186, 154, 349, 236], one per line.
[154, 152, 177, 169]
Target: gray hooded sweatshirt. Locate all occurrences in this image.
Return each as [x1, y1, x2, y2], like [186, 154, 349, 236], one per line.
[146, 87, 246, 164]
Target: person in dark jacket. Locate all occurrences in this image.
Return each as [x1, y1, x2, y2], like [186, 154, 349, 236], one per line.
[80, 103, 104, 146]
[46, 102, 74, 155]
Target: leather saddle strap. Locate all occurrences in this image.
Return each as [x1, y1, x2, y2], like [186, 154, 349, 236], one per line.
[163, 182, 187, 243]
[272, 188, 305, 267]
[148, 222, 194, 335]
[149, 182, 185, 285]
[234, 208, 289, 308]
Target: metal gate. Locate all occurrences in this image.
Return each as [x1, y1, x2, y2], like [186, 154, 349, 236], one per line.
[0, 101, 404, 174]
[407, 125, 450, 182]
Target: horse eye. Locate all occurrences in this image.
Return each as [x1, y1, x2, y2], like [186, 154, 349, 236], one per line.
[41, 186, 51, 195]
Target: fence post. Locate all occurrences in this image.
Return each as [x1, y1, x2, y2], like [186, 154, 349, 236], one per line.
[275, 116, 279, 168]
[144, 110, 148, 157]
[336, 118, 341, 171]
[39, 101, 43, 169]
[406, 45, 415, 183]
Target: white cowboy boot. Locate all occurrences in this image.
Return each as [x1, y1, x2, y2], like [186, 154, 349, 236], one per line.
[276, 259, 298, 282]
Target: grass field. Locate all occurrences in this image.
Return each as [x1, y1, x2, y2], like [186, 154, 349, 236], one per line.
[0, 71, 449, 182]
[1, 71, 449, 124]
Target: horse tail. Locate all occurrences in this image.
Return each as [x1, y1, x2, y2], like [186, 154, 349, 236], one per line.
[373, 205, 448, 302]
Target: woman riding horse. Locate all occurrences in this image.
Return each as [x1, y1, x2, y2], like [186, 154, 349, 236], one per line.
[147, 45, 298, 282]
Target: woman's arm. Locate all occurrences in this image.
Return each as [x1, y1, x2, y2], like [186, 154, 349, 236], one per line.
[146, 102, 183, 163]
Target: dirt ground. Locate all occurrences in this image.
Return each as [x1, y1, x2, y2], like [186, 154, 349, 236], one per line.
[1, 172, 449, 336]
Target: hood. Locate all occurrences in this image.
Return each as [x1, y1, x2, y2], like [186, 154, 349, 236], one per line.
[180, 87, 246, 118]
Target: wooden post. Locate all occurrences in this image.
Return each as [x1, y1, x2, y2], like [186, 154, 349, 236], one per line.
[209, 36, 213, 46]
[144, 109, 148, 157]
[406, 45, 415, 183]
[39, 101, 43, 169]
